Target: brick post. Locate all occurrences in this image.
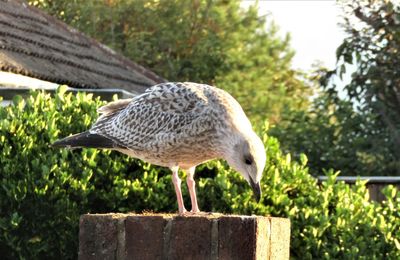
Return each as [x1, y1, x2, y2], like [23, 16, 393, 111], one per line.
[79, 213, 290, 260]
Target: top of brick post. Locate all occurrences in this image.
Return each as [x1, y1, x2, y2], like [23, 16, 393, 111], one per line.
[79, 213, 291, 260]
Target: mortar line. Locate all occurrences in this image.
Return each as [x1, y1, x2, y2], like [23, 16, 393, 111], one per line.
[211, 219, 219, 260]
[162, 218, 173, 260]
[116, 217, 126, 260]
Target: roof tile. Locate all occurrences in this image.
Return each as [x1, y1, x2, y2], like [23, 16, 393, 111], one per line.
[0, 0, 165, 93]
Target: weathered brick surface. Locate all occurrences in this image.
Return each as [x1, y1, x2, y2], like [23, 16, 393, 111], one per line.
[255, 217, 270, 260]
[270, 217, 291, 260]
[79, 214, 120, 260]
[125, 215, 166, 260]
[218, 216, 257, 260]
[168, 216, 213, 260]
[79, 215, 96, 259]
[79, 213, 291, 260]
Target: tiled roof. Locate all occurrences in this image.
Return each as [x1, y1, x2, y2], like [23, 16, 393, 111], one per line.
[0, 0, 165, 93]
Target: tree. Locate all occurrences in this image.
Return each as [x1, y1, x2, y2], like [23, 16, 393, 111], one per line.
[272, 0, 400, 176]
[29, 0, 311, 123]
[270, 84, 399, 176]
[333, 0, 400, 160]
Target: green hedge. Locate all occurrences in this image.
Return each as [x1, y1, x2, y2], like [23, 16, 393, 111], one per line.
[0, 87, 399, 259]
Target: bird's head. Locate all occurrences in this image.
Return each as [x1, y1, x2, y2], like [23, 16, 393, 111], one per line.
[224, 130, 266, 202]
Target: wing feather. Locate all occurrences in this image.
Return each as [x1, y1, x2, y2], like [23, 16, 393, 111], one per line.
[89, 82, 215, 151]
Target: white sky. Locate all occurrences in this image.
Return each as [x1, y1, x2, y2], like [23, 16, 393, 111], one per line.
[241, 0, 347, 72]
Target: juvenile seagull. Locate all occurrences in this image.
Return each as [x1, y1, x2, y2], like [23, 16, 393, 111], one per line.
[53, 82, 266, 214]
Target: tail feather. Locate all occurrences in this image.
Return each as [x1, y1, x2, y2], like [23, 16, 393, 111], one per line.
[52, 131, 120, 149]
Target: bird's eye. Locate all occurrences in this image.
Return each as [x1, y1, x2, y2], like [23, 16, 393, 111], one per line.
[244, 156, 253, 165]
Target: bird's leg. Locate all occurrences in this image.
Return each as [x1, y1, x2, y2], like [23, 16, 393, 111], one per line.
[186, 167, 200, 213]
[171, 166, 187, 214]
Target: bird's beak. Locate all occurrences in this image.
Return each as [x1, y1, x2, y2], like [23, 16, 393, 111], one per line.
[249, 178, 261, 202]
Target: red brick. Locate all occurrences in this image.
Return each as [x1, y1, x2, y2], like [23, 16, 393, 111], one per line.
[218, 216, 257, 260]
[270, 217, 291, 260]
[168, 216, 213, 260]
[79, 215, 96, 260]
[125, 215, 166, 260]
[79, 214, 119, 260]
[255, 217, 270, 259]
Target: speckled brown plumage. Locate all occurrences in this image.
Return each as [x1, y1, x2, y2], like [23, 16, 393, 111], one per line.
[90, 82, 248, 169]
[53, 82, 266, 214]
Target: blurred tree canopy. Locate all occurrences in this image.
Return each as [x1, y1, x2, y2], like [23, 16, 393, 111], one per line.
[271, 83, 399, 176]
[328, 0, 400, 174]
[334, 0, 400, 158]
[272, 0, 400, 176]
[30, 0, 311, 124]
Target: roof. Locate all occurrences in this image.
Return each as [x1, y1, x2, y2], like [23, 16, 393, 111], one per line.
[0, 0, 165, 93]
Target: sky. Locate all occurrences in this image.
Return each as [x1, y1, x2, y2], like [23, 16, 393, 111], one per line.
[241, 0, 347, 72]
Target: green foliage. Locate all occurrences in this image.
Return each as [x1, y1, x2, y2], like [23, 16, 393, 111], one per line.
[270, 0, 400, 176]
[308, 0, 400, 174]
[0, 89, 399, 259]
[0, 89, 176, 259]
[29, 0, 311, 123]
[334, 0, 400, 122]
[270, 88, 400, 176]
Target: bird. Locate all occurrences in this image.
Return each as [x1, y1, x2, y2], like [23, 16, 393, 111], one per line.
[52, 82, 266, 214]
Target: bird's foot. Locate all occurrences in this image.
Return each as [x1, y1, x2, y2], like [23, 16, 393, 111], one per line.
[180, 211, 200, 216]
[190, 208, 201, 214]
[178, 211, 218, 216]
[178, 209, 203, 216]
[191, 211, 210, 216]
[178, 208, 187, 215]
[182, 209, 210, 216]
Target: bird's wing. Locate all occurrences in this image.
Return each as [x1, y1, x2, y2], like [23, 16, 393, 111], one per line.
[97, 98, 132, 116]
[89, 82, 215, 151]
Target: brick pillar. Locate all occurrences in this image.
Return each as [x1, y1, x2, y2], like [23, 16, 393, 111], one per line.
[79, 213, 290, 260]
